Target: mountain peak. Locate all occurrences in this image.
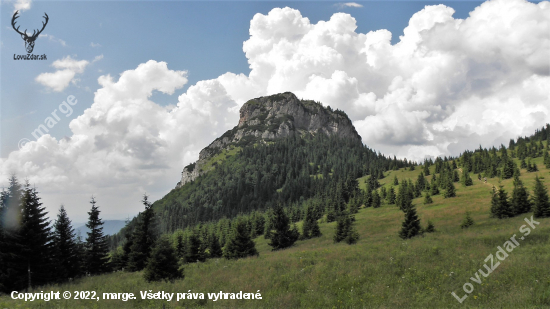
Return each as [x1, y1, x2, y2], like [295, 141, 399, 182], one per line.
[176, 92, 361, 187]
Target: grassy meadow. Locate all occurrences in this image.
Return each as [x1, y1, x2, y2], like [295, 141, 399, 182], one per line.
[2, 158, 550, 308]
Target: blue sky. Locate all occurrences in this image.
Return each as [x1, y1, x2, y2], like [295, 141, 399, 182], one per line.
[0, 0, 548, 222]
[1, 1, 486, 157]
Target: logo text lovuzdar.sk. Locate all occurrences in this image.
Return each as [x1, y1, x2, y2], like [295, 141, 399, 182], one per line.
[11, 10, 49, 60]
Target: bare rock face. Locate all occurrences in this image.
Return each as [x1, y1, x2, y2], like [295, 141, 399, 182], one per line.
[176, 92, 361, 188]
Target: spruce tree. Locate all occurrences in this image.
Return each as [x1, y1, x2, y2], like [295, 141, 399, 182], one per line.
[85, 197, 109, 275]
[127, 194, 157, 271]
[399, 205, 421, 239]
[372, 190, 381, 208]
[423, 164, 430, 176]
[453, 170, 460, 182]
[208, 231, 223, 258]
[174, 232, 187, 260]
[387, 187, 396, 204]
[423, 192, 433, 204]
[143, 236, 183, 282]
[380, 186, 387, 200]
[264, 210, 273, 239]
[413, 183, 422, 198]
[251, 212, 265, 237]
[393, 175, 399, 186]
[223, 219, 258, 259]
[544, 151, 550, 168]
[268, 205, 299, 250]
[121, 230, 134, 269]
[19, 183, 53, 288]
[73, 233, 86, 277]
[461, 169, 473, 186]
[511, 175, 531, 215]
[416, 172, 426, 191]
[333, 215, 358, 244]
[0, 176, 25, 292]
[348, 196, 359, 214]
[396, 182, 411, 211]
[490, 186, 512, 219]
[425, 220, 435, 233]
[0, 212, 5, 293]
[502, 159, 515, 179]
[185, 229, 205, 263]
[52, 205, 80, 282]
[301, 204, 321, 239]
[363, 182, 373, 208]
[326, 198, 338, 222]
[333, 217, 347, 243]
[460, 212, 474, 229]
[109, 247, 126, 272]
[444, 179, 456, 198]
[533, 176, 550, 218]
[430, 177, 440, 195]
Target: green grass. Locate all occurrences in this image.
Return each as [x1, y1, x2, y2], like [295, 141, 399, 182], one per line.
[200, 146, 242, 172]
[2, 163, 550, 308]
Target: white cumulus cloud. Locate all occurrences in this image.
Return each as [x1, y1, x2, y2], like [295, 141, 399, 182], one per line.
[234, 0, 550, 160]
[2, 60, 240, 220]
[2, 0, 549, 220]
[35, 56, 100, 92]
[336, 2, 363, 9]
[13, 0, 31, 12]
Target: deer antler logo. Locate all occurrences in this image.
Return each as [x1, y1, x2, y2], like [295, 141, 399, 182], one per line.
[11, 11, 49, 54]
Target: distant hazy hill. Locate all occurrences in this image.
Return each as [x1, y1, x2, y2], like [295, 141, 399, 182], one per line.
[75, 220, 126, 237]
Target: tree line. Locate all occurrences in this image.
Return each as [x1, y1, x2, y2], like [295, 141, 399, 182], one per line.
[0, 176, 111, 293]
[141, 134, 413, 235]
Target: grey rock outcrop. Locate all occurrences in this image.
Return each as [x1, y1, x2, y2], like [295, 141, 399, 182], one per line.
[176, 92, 361, 188]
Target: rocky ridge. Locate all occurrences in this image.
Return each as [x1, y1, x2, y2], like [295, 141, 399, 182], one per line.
[176, 92, 361, 188]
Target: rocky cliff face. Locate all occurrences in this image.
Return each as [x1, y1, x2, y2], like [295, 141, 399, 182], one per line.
[176, 92, 361, 188]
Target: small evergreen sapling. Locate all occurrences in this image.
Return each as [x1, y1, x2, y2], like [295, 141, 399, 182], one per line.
[444, 180, 456, 198]
[333, 215, 359, 244]
[423, 164, 430, 176]
[423, 192, 433, 204]
[399, 205, 421, 239]
[460, 212, 474, 229]
[372, 190, 381, 208]
[223, 219, 258, 259]
[533, 176, 550, 218]
[453, 170, 460, 182]
[387, 187, 396, 204]
[461, 169, 473, 186]
[430, 177, 440, 196]
[425, 220, 435, 233]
